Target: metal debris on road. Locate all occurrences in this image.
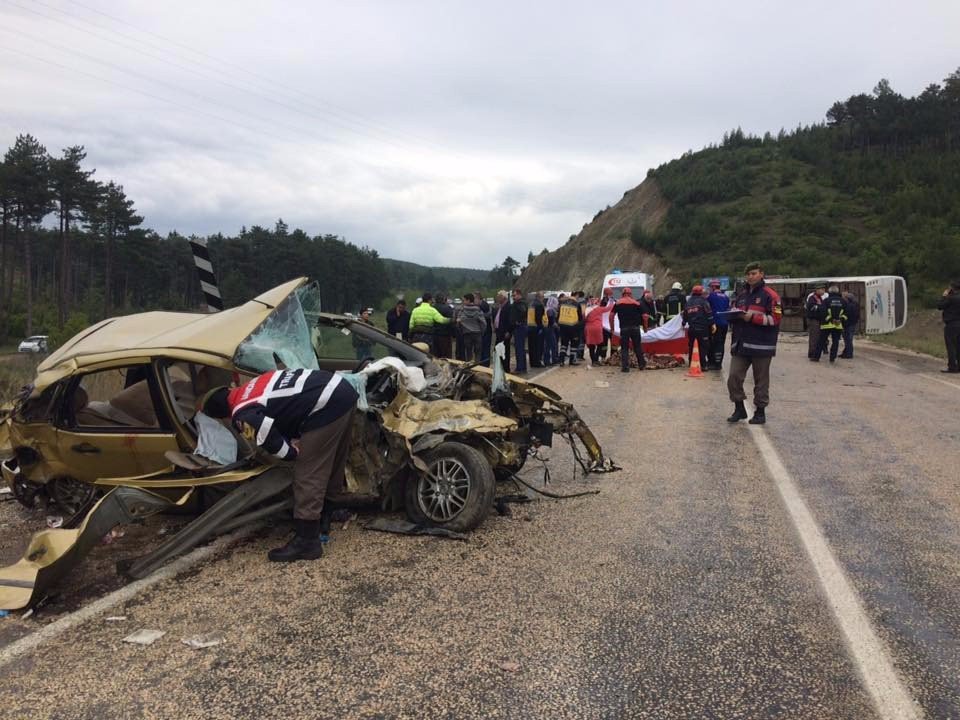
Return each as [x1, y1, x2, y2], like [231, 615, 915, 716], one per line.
[45, 516, 63, 529]
[182, 634, 224, 650]
[105, 616, 127, 622]
[20, 608, 33, 620]
[364, 517, 469, 541]
[122, 629, 166, 645]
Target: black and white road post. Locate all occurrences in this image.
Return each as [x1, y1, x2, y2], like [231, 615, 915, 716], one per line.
[188, 237, 223, 312]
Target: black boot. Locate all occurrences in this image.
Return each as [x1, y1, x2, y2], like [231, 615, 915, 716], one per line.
[727, 401, 747, 422]
[748, 407, 766, 425]
[268, 519, 324, 562]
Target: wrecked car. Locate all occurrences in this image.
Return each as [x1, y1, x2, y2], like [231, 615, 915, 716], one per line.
[0, 278, 617, 609]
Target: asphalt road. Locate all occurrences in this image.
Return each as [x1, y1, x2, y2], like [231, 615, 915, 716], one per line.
[0, 337, 958, 719]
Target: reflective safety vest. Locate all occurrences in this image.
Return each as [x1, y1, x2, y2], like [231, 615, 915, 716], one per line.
[820, 295, 847, 331]
[527, 305, 548, 327]
[558, 302, 580, 327]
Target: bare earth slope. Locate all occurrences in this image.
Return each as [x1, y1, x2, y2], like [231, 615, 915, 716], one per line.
[518, 177, 673, 294]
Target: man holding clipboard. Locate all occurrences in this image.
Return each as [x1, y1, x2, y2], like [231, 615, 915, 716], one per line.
[726, 262, 782, 425]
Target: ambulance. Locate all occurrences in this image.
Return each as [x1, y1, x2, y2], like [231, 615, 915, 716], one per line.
[600, 270, 654, 301]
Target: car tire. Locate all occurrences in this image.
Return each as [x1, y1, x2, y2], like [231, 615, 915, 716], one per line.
[405, 441, 495, 532]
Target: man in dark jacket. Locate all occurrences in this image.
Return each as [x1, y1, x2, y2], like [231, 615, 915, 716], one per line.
[510, 289, 529, 373]
[202, 368, 358, 562]
[938, 280, 960, 373]
[614, 288, 646, 372]
[492, 291, 512, 372]
[385, 299, 410, 341]
[805, 283, 827, 360]
[727, 262, 782, 425]
[682, 285, 715, 370]
[527, 291, 545, 368]
[456, 293, 486, 362]
[432, 294, 454, 359]
[476, 292, 492, 365]
[839, 291, 860, 359]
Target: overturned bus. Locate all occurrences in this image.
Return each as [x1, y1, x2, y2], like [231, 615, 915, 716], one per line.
[764, 275, 907, 335]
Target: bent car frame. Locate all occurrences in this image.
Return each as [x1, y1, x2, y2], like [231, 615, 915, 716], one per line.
[0, 278, 618, 609]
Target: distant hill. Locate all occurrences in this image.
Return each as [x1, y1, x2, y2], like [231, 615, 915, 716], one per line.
[381, 258, 489, 291]
[521, 68, 960, 305]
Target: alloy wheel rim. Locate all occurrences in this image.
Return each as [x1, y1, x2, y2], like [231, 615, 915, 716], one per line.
[418, 457, 471, 522]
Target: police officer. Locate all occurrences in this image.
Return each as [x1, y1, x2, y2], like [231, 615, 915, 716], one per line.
[727, 262, 782, 425]
[682, 285, 715, 370]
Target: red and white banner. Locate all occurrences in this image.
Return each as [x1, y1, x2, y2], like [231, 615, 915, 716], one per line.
[602, 312, 689, 355]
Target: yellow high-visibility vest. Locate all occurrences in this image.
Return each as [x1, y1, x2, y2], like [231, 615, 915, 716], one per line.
[558, 304, 579, 327]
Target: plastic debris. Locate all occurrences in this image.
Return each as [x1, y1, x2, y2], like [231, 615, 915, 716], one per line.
[0, 610, 8, 618]
[21, 608, 33, 620]
[0, 487, 12, 495]
[182, 634, 224, 650]
[105, 616, 127, 622]
[496, 660, 521, 672]
[45, 516, 64, 529]
[123, 629, 166, 645]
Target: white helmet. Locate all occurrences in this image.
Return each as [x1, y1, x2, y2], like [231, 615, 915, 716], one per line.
[671, 282, 682, 290]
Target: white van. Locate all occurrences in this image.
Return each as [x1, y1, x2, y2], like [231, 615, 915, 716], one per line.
[763, 276, 907, 334]
[600, 271, 654, 301]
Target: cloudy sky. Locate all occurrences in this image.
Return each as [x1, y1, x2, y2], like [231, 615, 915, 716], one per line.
[2, 1, 957, 268]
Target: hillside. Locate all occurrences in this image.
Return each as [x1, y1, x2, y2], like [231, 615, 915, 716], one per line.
[519, 178, 673, 294]
[521, 69, 960, 305]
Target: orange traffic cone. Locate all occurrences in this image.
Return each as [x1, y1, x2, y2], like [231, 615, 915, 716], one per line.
[686, 339, 704, 378]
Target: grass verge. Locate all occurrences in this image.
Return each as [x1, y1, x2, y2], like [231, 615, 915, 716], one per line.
[870, 308, 945, 359]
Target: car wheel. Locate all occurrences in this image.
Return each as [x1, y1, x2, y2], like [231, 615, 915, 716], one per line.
[405, 442, 495, 532]
[49, 476, 99, 516]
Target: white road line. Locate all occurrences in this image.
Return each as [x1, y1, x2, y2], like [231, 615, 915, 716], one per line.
[748, 429, 921, 719]
[0, 524, 261, 669]
[863, 353, 960, 392]
[722, 361, 921, 718]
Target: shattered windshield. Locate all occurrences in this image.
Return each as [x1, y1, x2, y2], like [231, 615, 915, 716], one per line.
[233, 283, 321, 372]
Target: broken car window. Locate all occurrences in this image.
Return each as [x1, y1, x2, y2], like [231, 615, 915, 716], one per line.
[234, 284, 320, 373]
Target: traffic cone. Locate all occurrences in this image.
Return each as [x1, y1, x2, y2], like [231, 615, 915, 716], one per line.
[686, 339, 704, 378]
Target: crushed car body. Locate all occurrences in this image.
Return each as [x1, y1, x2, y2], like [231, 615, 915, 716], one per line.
[0, 277, 618, 609]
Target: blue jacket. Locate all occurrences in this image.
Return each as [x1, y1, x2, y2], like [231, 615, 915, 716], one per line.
[707, 290, 731, 328]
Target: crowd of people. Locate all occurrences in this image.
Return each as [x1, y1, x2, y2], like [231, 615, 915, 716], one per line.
[378, 281, 742, 376]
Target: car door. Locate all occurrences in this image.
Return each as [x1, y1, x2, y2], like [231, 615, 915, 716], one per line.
[55, 363, 182, 484]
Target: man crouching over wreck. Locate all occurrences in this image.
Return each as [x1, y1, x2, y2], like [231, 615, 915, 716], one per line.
[202, 368, 359, 562]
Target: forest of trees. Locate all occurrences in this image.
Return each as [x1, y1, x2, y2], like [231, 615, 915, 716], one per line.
[0, 135, 388, 345]
[632, 68, 960, 305]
